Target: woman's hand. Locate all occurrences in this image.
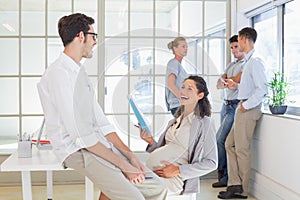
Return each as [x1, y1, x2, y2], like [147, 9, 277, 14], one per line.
[139, 125, 155, 146]
[153, 161, 180, 178]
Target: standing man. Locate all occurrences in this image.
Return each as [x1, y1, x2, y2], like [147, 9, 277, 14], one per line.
[218, 27, 267, 199]
[38, 13, 167, 200]
[212, 35, 245, 188]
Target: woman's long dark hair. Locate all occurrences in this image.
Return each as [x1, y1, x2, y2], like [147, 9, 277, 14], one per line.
[174, 75, 211, 119]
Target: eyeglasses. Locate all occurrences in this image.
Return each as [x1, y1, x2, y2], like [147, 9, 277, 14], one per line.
[84, 32, 98, 41]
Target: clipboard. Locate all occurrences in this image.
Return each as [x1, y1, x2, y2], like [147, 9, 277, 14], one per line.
[128, 95, 151, 134]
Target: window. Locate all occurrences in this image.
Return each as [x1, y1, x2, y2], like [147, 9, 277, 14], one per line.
[253, 8, 278, 78]
[103, 0, 227, 150]
[0, 0, 227, 151]
[0, 0, 97, 142]
[252, 0, 300, 114]
[284, 0, 300, 109]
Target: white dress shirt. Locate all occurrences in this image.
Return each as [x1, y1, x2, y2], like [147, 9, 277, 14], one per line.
[238, 49, 268, 109]
[38, 53, 115, 163]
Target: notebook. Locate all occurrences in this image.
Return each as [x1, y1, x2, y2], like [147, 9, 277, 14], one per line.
[128, 95, 151, 134]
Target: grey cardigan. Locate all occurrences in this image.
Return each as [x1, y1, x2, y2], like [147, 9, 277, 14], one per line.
[146, 115, 217, 194]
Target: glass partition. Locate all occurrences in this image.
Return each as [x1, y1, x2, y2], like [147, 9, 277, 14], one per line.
[0, 39, 18, 75]
[0, 0, 227, 149]
[21, 39, 45, 75]
[103, 0, 227, 148]
[180, 1, 203, 36]
[0, 0, 19, 36]
[21, 0, 45, 36]
[0, 78, 19, 115]
[204, 1, 226, 36]
[0, 0, 99, 138]
[155, 1, 178, 36]
[48, 0, 72, 36]
[105, 0, 128, 36]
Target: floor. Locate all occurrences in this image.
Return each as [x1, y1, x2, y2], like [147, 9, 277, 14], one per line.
[0, 179, 257, 200]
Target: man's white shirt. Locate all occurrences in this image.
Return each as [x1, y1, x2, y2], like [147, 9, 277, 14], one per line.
[38, 53, 115, 163]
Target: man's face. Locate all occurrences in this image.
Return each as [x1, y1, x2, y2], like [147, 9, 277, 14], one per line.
[82, 25, 97, 59]
[230, 41, 244, 59]
[238, 36, 245, 53]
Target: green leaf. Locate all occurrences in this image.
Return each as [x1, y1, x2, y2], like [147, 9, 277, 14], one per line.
[266, 72, 289, 106]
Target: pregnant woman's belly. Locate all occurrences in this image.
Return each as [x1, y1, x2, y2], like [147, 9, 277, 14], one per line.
[146, 142, 187, 170]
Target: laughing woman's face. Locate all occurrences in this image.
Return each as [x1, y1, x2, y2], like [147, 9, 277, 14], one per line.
[180, 79, 204, 108]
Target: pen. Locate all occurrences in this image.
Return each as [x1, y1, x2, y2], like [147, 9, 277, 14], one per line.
[134, 124, 139, 128]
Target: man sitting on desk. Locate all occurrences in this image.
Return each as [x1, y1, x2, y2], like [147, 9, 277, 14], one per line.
[38, 13, 167, 200]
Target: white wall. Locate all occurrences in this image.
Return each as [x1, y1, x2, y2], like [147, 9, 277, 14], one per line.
[250, 114, 300, 200]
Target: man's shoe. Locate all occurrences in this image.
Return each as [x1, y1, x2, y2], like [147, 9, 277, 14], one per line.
[217, 190, 247, 199]
[227, 185, 243, 193]
[219, 191, 226, 195]
[218, 185, 243, 195]
[212, 181, 227, 188]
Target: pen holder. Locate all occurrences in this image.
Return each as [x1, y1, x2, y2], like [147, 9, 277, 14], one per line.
[18, 140, 32, 158]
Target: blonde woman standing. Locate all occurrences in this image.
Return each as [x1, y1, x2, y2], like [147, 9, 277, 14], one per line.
[165, 37, 189, 116]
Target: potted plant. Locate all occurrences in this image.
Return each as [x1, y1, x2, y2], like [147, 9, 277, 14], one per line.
[266, 72, 289, 114]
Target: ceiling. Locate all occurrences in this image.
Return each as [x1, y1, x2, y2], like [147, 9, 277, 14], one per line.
[0, 0, 177, 12]
[0, 0, 225, 12]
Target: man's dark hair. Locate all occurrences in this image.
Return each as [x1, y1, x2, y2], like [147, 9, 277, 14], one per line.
[58, 13, 94, 47]
[238, 27, 257, 43]
[229, 35, 238, 43]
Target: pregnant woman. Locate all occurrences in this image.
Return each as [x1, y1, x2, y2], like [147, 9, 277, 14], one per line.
[139, 75, 217, 195]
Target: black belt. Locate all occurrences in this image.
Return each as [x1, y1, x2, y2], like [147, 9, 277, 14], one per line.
[224, 99, 240, 105]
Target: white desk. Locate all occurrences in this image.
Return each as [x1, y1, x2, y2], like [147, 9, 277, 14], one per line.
[0, 146, 94, 200]
[0, 149, 196, 200]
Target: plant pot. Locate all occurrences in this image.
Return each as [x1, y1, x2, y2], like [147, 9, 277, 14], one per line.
[269, 105, 287, 114]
